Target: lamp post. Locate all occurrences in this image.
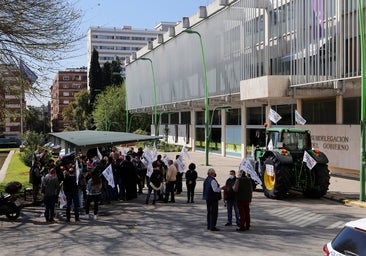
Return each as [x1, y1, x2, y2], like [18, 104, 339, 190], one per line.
[182, 29, 210, 166]
[357, 0, 365, 201]
[139, 57, 158, 137]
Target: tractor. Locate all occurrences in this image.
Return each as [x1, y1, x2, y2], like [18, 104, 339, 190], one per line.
[248, 127, 330, 199]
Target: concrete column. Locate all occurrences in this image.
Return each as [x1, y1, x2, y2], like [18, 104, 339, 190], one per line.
[336, 94, 343, 124]
[221, 108, 227, 157]
[191, 109, 196, 151]
[241, 101, 247, 158]
[296, 98, 302, 114]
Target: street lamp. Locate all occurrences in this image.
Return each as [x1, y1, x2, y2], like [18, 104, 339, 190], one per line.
[357, 0, 365, 201]
[182, 29, 210, 166]
[138, 57, 158, 137]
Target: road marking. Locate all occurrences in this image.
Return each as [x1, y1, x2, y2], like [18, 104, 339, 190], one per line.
[326, 221, 345, 230]
[266, 207, 325, 227]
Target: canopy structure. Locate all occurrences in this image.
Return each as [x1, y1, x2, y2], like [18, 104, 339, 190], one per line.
[48, 130, 161, 154]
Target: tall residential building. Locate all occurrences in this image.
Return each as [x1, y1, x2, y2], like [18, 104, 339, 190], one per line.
[0, 64, 26, 137]
[87, 22, 176, 74]
[50, 67, 87, 132]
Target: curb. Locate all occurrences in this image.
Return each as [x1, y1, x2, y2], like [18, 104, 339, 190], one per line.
[324, 192, 366, 208]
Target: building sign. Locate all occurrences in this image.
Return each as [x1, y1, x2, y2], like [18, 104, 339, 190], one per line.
[301, 125, 359, 171]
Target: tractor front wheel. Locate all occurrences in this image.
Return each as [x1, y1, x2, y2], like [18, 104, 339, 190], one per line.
[262, 157, 291, 199]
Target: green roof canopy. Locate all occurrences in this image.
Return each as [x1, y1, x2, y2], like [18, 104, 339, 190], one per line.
[49, 130, 160, 147]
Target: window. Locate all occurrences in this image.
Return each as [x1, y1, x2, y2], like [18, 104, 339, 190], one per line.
[303, 98, 336, 124]
[170, 113, 179, 124]
[181, 112, 191, 124]
[247, 107, 265, 125]
[63, 92, 69, 96]
[343, 97, 360, 124]
[62, 76, 69, 81]
[227, 109, 241, 125]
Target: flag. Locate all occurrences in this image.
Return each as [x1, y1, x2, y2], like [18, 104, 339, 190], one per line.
[251, 144, 255, 159]
[142, 147, 153, 177]
[19, 59, 38, 85]
[162, 154, 170, 167]
[102, 164, 115, 188]
[75, 159, 81, 185]
[295, 110, 307, 125]
[97, 147, 103, 160]
[175, 155, 186, 173]
[267, 139, 273, 150]
[239, 158, 262, 185]
[303, 151, 317, 170]
[152, 142, 157, 161]
[268, 108, 282, 124]
[180, 145, 191, 160]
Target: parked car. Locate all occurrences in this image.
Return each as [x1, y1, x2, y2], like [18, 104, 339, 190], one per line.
[0, 135, 22, 148]
[323, 218, 366, 256]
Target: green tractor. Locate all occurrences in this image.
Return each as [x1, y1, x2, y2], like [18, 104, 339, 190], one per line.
[249, 127, 330, 199]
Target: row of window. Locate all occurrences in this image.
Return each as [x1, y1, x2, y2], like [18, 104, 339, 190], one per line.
[62, 76, 87, 81]
[92, 35, 156, 41]
[61, 84, 86, 89]
[159, 98, 360, 125]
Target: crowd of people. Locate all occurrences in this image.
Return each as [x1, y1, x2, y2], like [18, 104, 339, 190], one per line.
[30, 145, 253, 231]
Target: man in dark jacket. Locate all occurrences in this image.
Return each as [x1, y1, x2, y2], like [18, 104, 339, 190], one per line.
[223, 170, 240, 226]
[203, 168, 222, 231]
[233, 170, 253, 231]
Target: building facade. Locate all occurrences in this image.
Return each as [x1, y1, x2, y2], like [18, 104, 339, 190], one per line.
[50, 67, 87, 132]
[0, 64, 26, 137]
[87, 22, 177, 74]
[125, 0, 366, 173]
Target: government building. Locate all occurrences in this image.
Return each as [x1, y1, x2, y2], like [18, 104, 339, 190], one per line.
[125, 0, 365, 173]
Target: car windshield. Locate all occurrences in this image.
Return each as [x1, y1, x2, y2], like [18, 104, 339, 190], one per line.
[332, 226, 366, 256]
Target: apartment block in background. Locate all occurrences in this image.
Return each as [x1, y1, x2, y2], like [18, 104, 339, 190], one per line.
[50, 67, 87, 132]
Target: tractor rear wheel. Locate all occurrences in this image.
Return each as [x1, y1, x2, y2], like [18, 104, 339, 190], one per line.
[303, 164, 330, 198]
[262, 157, 291, 199]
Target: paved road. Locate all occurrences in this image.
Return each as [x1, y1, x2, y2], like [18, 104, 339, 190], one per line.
[1, 150, 365, 256]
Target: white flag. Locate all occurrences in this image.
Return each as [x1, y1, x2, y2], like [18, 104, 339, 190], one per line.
[97, 147, 103, 160]
[162, 154, 170, 167]
[102, 164, 115, 188]
[75, 159, 81, 185]
[175, 155, 186, 173]
[142, 147, 153, 176]
[180, 145, 191, 160]
[295, 110, 306, 125]
[268, 108, 282, 124]
[303, 151, 317, 170]
[239, 158, 262, 185]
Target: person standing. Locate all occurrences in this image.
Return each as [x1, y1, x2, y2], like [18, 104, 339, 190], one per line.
[223, 170, 240, 227]
[174, 155, 183, 194]
[30, 161, 42, 206]
[233, 170, 253, 232]
[203, 168, 222, 231]
[164, 159, 177, 203]
[145, 165, 163, 205]
[185, 163, 198, 203]
[85, 170, 102, 220]
[41, 168, 59, 223]
[63, 167, 80, 222]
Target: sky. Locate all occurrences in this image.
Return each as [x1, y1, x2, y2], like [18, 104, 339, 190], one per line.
[28, 0, 213, 106]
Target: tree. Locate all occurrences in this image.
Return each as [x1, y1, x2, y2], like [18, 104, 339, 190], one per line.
[93, 85, 126, 131]
[89, 48, 102, 105]
[0, 0, 82, 94]
[62, 89, 93, 130]
[102, 62, 112, 88]
[24, 105, 50, 133]
[111, 57, 123, 86]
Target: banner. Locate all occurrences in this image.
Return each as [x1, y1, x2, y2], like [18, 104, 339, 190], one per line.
[75, 159, 81, 185]
[303, 151, 317, 170]
[239, 158, 262, 185]
[180, 145, 191, 160]
[268, 108, 282, 124]
[175, 155, 186, 173]
[102, 164, 115, 188]
[295, 110, 307, 125]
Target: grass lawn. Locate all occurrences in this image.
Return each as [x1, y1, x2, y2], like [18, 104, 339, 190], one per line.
[0, 149, 30, 194]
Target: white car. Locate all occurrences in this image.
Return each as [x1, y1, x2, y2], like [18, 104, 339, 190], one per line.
[323, 218, 366, 256]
